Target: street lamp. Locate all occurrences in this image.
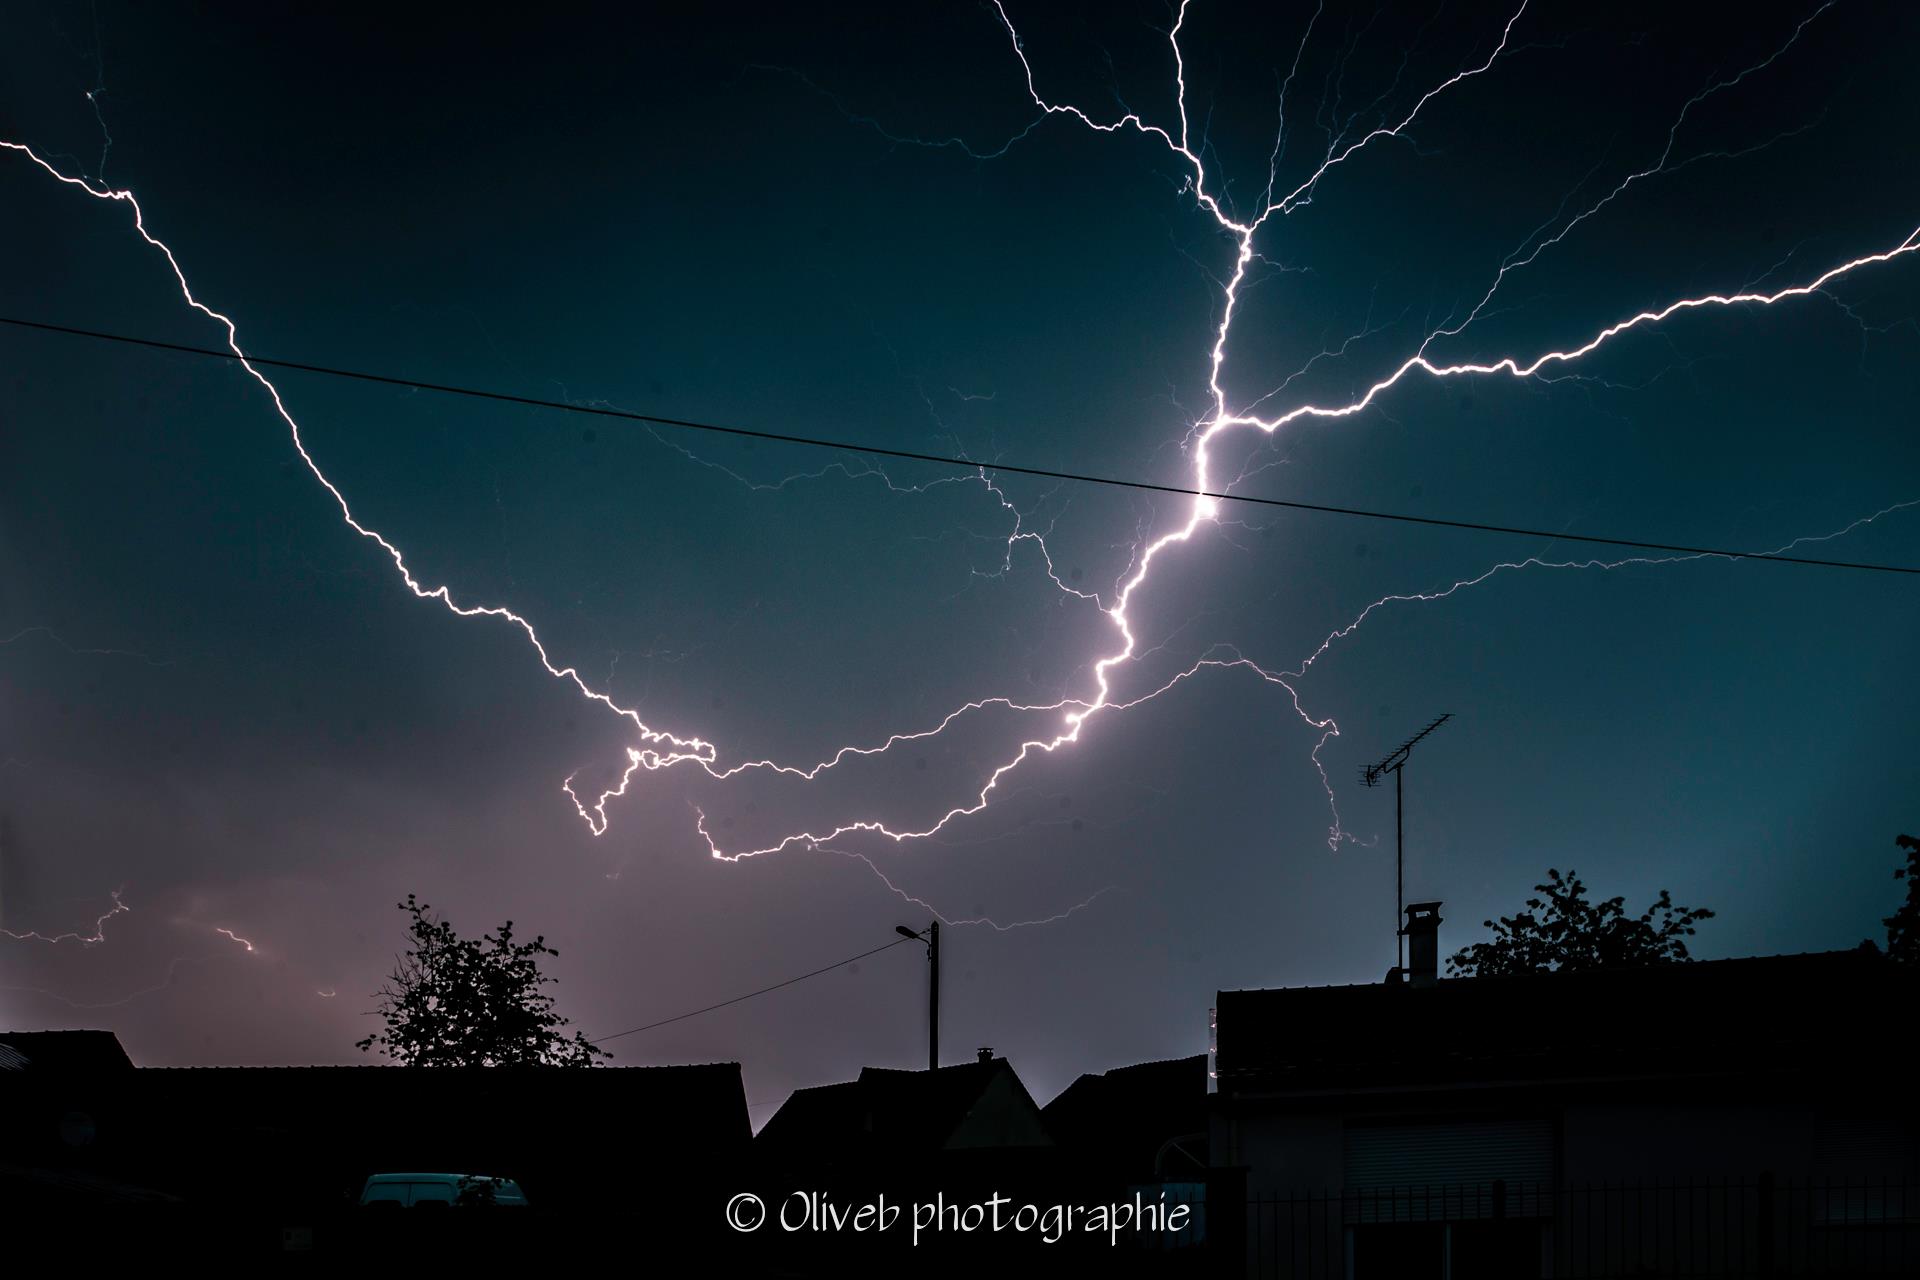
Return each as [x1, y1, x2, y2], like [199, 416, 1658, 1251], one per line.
[896, 921, 939, 1070]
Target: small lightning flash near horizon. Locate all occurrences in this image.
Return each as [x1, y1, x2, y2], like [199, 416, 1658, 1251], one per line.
[213, 927, 256, 953]
[0, 889, 128, 946]
[3, 0, 1915, 934]
[0, 892, 286, 1011]
[0, 625, 170, 667]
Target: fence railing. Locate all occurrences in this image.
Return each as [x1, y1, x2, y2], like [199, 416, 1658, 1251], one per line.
[1241, 1176, 1917, 1278]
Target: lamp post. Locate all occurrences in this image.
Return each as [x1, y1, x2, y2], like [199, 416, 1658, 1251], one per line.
[895, 921, 939, 1069]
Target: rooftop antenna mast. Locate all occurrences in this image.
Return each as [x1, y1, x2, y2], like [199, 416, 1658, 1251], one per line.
[1361, 714, 1453, 974]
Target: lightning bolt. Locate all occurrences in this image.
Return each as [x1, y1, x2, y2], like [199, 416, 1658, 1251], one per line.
[820, 845, 1116, 932]
[1422, 0, 1839, 352]
[4, 0, 1915, 920]
[674, 0, 1917, 864]
[0, 625, 171, 666]
[1286, 498, 1920, 693]
[213, 927, 256, 953]
[1, 918, 343, 1015]
[0, 894, 281, 1010]
[0, 889, 129, 945]
[2, 137, 719, 837]
[1, 955, 204, 1011]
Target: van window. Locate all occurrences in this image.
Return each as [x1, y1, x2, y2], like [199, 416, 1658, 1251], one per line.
[410, 1181, 457, 1204]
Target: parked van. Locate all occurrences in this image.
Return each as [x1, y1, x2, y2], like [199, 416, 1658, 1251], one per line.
[358, 1173, 528, 1207]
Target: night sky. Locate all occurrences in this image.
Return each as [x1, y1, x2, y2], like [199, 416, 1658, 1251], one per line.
[2, 1, 1916, 1115]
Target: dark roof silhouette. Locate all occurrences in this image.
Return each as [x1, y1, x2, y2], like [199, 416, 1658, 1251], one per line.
[758, 1057, 1052, 1165]
[1043, 1053, 1208, 1180]
[2, 1046, 751, 1211]
[0, 1030, 135, 1075]
[1214, 948, 1912, 1093]
[1046, 1053, 1206, 1117]
[133, 1061, 753, 1150]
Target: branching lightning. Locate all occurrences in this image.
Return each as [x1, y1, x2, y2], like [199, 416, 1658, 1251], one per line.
[0, 887, 337, 1011]
[4, 0, 1916, 944]
[0, 889, 128, 945]
[820, 845, 1118, 932]
[0, 891, 268, 1010]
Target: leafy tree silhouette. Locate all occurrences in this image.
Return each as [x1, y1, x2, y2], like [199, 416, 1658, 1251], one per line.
[1446, 868, 1714, 978]
[357, 894, 608, 1066]
[1886, 833, 1920, 965]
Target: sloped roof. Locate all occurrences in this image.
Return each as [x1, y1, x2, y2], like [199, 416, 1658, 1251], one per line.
[754, 1078, 866, 1152]
[0, 1030, 135, 1075]
[1042, 1054, 1208, 1176]
[1045, 1053, 1207, 1116]
[0, 1050, 750, 1207]
[1214, 949, 1911, 1094]
[758, 1058, 1052, 1164]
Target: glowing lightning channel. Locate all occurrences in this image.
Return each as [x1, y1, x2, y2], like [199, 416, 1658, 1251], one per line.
[1, 955, 205, 1011]
[820, 845, 1117, 932]
[213, 926, 256, 953]
[0, 889, 129, 945]
[1131, 497, 1920, 851]
[676, 1, 1918, 862]
[1423, 0, 1838, 353]
[0, 896, 273, 1011]
[2, 127, 1109, 906]
[1, 625, 171, 666]
[1, 136, 718, 837]
[6, 0, 1916, 885]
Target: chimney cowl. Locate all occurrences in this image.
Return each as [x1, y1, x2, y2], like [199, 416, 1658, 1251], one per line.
[1403, 901, 1444, 987]
[976, 1046, 994, 1064]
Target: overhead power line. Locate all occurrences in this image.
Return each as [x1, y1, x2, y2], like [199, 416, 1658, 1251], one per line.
[3, 312, 1915, 576]
[590, 935, 917, 1044]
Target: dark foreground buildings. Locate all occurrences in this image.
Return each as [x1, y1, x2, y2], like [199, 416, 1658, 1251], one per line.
[1210, 907, 1918, 1277]
[5, 913, 1914, 1274]
[754, 1050, 1210, 1276]
[0, 1031, 750, 1260]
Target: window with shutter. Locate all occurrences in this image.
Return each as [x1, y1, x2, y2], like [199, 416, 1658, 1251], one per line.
[1344, 1117, 1554, 1222]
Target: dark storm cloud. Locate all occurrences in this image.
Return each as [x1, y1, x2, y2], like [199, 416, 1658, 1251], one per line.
[2, 1, 1916, 1111]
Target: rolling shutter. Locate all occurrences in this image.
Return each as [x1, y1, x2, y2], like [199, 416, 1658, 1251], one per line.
[1344, 1118, 1554, 1221]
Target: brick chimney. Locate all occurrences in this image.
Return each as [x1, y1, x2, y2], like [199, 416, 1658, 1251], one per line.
[1404, 901, 1443, 987]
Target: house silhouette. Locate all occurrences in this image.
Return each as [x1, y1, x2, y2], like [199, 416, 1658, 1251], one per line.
[0, 1029, 753, 1259]
[1210, 908, 1918, 1278]
[1043, 1052, 1209, 1185]
[757, 1053, 1052, 1175]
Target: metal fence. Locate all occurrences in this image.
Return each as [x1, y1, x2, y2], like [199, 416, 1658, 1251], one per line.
[1241, 1177, 1917, 1278]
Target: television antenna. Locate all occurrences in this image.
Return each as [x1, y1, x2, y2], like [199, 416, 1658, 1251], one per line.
[1362, 714, 1453, 973]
